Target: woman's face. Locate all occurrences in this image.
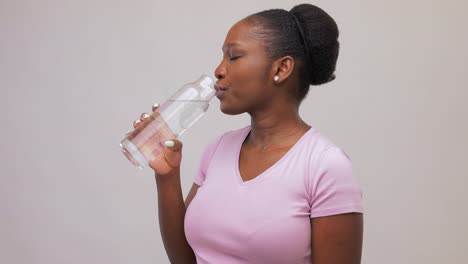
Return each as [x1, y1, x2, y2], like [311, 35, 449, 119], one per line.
[214, 19, 275, 115]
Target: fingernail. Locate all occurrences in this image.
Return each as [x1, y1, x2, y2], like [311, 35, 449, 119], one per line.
[134, 119, 141, 124]
[153, 103, 159, 108]
[142, 113, 150, 119]
[165, 140, 175, 148]
[126, 130, 132, 135]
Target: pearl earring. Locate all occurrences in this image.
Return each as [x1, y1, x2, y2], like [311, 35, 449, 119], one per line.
[274, 75, 280, 82]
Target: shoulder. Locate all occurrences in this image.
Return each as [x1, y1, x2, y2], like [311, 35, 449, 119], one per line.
[218, 125, 251, 142]
[205, 125, 250, 149]
[194, 126, 250, 186]
[299, 127, 351, 162]
[314, 131, 352, 166]
[302, 128, 355, 186]
[304, 130, 363, 217]
[200, 125, 250, 157]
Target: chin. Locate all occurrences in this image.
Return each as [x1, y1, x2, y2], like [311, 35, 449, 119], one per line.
[219, 103, 244, 116]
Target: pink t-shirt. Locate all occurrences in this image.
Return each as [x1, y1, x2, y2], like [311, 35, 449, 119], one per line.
[184, 126, 363, 264]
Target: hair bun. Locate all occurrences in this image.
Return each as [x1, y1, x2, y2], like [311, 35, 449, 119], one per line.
[290, 4, 339, 86]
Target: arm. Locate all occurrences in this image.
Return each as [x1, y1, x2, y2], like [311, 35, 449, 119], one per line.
[134, 105, 200, 264]
[185, 183, 200, 208]
[156, 174, 199, 264]
[310, 212, 363, 264]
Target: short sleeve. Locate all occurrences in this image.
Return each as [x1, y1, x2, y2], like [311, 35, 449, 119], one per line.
[193, 134, 224, 186]
[308, 146, 363, 218]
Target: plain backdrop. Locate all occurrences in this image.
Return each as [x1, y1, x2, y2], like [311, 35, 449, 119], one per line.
[1, 0, 467, 263]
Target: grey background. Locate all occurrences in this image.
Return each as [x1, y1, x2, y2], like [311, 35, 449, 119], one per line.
[1, 0, 467, 263]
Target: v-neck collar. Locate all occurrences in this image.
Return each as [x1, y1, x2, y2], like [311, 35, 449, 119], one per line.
[234, 125, 316, 186]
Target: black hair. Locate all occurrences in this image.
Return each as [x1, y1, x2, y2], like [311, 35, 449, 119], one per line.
[246, 4, 339, 101]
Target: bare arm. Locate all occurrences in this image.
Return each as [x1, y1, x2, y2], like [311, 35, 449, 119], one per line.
[155, 174, 198, 264]
[185, 183, 200, 208]
[133, 105, 200, 264]
[310, 213, 363, 264]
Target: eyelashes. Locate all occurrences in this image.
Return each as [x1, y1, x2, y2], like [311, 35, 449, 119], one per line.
[221, 48, 243, 61]
[227, 49, 242, 61]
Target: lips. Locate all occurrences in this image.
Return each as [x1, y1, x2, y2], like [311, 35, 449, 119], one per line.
[214, 83, 227, 99]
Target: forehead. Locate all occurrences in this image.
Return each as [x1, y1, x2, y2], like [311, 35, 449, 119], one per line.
[222, 19, 265, 51]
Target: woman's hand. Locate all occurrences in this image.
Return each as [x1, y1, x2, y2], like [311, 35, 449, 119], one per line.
[132, 103, 183, 176]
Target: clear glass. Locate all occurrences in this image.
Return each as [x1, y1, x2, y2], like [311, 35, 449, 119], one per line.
[120, 75, 215, 169]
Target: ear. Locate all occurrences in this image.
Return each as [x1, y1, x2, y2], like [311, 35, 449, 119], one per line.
[271, 56, 295, 84]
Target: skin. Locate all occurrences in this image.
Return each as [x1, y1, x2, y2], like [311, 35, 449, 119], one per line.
[135, 18, 363, 264]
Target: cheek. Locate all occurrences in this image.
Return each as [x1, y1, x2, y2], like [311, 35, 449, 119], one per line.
[232, 60, 269, 94]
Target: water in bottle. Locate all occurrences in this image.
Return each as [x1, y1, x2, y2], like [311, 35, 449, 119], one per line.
[120, 75, 215, 169]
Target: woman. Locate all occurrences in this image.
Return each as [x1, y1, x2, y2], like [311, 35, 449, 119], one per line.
[133, 4, 363, 264]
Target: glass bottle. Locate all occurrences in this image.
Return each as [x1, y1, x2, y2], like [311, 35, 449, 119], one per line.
[120, 75, 215, 169]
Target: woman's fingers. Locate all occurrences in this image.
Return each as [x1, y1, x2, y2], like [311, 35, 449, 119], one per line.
[164, 139, 183, 152]
[132, 103, 159, 129]
[133, 112, 149, 128]
[152, 103, 160, 112]
[140, 112, 150, 121]
[133, 119, 142, 128]
[161, 139, 183, 168]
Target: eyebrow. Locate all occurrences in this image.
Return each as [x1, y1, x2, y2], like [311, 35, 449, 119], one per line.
[222, 43, 242, 52]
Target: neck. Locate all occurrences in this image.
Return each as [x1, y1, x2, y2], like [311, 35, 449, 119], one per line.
[247, 104, 310, 149]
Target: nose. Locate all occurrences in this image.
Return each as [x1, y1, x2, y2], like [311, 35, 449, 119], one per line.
[214, 60, 226, 80]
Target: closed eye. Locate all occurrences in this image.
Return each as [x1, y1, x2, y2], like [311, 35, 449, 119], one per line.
[229, 56, 241, 61]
